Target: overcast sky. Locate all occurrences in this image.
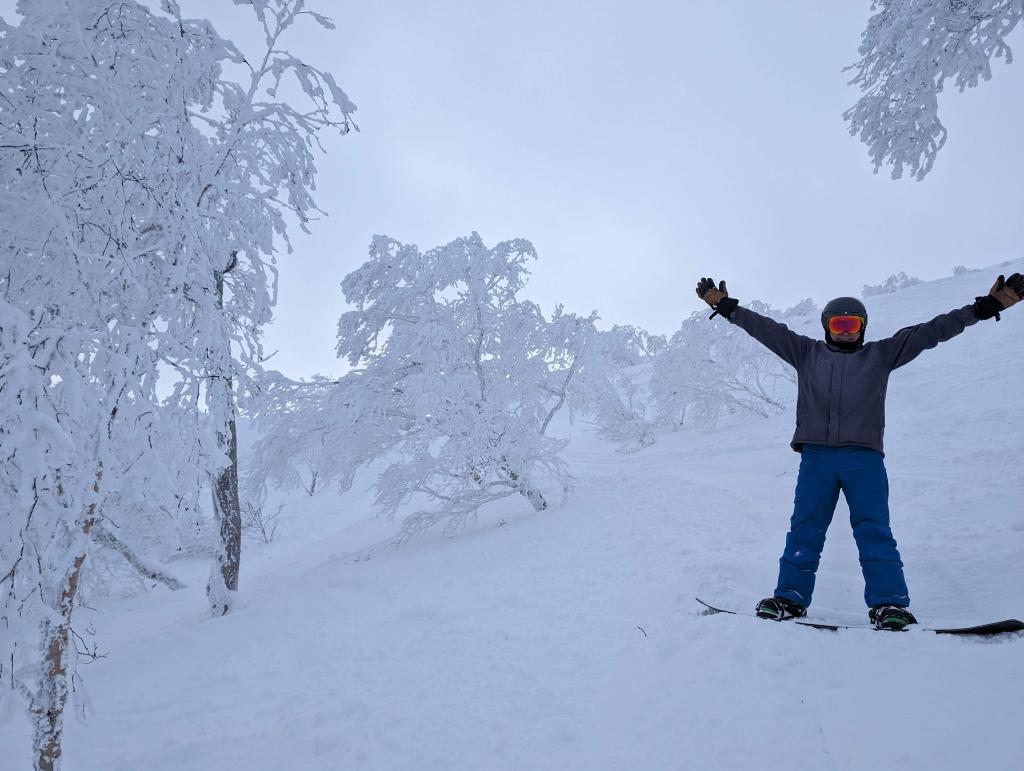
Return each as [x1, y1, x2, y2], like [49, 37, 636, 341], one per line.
[7, 2, 1024, 378]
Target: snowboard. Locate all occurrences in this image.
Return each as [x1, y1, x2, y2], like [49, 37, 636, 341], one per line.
[696, 597, 1024, 636]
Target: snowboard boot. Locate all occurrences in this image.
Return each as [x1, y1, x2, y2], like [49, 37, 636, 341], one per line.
[869, 605, 918, 631]
[755, 596, 807, 621]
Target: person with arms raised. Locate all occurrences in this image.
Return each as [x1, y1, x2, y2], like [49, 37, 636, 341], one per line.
[694, 272, 1023, 630]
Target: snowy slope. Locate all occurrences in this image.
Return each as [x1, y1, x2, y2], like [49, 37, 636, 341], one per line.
[3, 263, 1023, 771]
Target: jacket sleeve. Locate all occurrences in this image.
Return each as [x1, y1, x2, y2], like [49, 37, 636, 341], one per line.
[724, 306, 814, 368]
[878, 305, 980, 370]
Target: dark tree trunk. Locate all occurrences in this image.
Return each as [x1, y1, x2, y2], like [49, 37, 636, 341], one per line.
[207, 257, 242, 615]
[209, 405, 241, 601]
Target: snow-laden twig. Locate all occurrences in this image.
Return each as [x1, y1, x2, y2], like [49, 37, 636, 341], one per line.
[90, 525, 186, 591]
[846, 0, 1024, 179]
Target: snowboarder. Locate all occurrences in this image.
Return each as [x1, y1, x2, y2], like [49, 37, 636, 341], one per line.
[695, 273, 1023, 630]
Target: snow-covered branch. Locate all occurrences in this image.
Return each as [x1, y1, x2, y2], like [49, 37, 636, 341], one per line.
[90, 525, 186, 592]
[650, 300, 806, 430]
[846, 0, 1024, 179]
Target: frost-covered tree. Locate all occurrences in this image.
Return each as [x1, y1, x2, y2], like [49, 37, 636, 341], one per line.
[846, 0, 1024, 179]
[862, 271, 924, 297]
[0, 0, 353, 766]
[562, 322, 662, 451]
[0, 4, 209, 764]
[650, 300, 807, 429]
[601, 325, 668, 364]
[250, 233, 644, 537]
[146, 0, 355, 615]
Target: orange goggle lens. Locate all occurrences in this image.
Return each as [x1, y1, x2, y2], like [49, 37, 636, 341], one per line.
[827, 315, 864, 335]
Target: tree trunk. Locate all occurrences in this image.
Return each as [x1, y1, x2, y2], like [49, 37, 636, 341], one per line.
[32, 469, 101, 771]
[91, 524, 186, 591]
[207, 258, 242, 616]
[500, 463, 547, 512]
[207, 397, 239, 593]
[304, 468, 318, 497]
[518, 481, 547, 512]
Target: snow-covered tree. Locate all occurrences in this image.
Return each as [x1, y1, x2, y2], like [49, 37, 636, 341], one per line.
[601, 325, 668, 365]
[146, 0, 355, 615]
[862, 271, 924, 297]
[558, 321, 662, 451]
[650, 300, 807, 429]
[846, 0, 1024, 179]
[0, 0, 353, 766]
[250, 233, 645, 537]
[0, 4, 207, 763]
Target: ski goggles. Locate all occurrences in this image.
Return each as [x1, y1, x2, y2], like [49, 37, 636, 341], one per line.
[826, 315, 864, 335]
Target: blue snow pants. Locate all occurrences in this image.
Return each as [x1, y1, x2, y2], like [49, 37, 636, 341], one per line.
[774, 444, 910, 609]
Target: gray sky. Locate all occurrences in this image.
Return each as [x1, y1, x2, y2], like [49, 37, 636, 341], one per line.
[259, 1, 1023, 379]
[8, 2, 1024, 378]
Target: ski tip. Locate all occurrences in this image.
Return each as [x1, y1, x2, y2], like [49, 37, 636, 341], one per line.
[694, 597, 735, 616]
[932, 619, 1024, 636]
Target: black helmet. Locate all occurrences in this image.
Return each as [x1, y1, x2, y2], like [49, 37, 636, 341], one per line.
[821, 296, 868, 333]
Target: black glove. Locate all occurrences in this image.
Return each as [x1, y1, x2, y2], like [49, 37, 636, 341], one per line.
[1006, 272, 1024, 296]
[974, 273, 1023, 321]
[696, 277, 727, 302]
[695, 277, 738, 319]
[973, 294, 1003, 321]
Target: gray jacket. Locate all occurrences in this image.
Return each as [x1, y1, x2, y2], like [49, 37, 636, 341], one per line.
[725, 304, 980, 454]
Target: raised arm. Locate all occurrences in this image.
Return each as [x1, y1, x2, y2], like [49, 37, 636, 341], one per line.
[695, 277, 813, 368]
[879, 273, 1022, 370]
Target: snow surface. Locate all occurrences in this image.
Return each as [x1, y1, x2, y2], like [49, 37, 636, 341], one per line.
[3, 263, 1024, 770]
